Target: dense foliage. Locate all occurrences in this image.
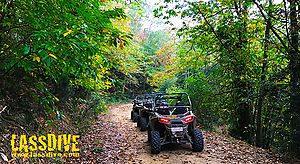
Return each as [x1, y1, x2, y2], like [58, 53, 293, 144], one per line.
[152, 0, 299, 155]
[0, 0, 151, 161]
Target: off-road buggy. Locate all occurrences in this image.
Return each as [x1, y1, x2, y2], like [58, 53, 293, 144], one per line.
[131, 95, 144, 122]
[147, 92, 204, 154]
[136, 93, 156, 131]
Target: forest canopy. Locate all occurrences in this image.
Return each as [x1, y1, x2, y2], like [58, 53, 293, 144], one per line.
[151, 0, 300, 155]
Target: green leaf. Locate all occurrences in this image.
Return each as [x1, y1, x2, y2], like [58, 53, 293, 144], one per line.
[23, 45, 30, 55]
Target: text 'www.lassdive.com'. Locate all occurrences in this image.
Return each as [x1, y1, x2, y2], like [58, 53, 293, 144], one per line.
[11, 134, 80, 158]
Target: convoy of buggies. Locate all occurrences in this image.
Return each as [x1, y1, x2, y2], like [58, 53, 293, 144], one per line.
[131, 92, 204, 154]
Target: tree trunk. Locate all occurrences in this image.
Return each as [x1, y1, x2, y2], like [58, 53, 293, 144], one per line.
[256, 0, 272, 147]
[233, 0, 251, 142]
[289, 0, 300, 155]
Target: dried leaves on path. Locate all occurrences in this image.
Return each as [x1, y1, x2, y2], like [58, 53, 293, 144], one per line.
[67, 104, 299, 164]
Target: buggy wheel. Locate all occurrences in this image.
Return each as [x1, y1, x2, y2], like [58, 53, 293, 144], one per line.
[131, 111, 134, 120]
[133, 112, 138, 122]
[137, 115, 140, 127]
[191, 128, 204, 152]
[140, 117, 147, 131]
[150, 131, 161, 154]
[147, 126, 151, 142]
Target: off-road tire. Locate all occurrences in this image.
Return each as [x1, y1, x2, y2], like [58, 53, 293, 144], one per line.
[191, 128, 204, 152]
[150, 131, 161, 154]
[137, 115, 140, 127]
[131, 111, 134, 120]
[147, 126, 151, 142]
[133, 112, 139, 123]
[140, 117, 147, 131]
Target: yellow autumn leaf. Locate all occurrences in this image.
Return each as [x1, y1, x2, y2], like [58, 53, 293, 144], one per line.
[33, 55, 40, 63]
[49, 53, 57, 59]
[54, 96, 59, 102]
[105, 81, 111, 85]
[63, 29, 72, 37]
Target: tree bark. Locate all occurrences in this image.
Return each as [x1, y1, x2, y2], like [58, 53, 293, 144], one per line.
[234, 0, 251, 142]
[288, 0, 300, 155]
[256, 0, 272, 147]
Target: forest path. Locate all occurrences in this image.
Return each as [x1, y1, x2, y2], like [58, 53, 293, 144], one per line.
[68, 103, 292, 164]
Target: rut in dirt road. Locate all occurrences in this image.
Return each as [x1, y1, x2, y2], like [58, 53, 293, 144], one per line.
[67, 103, 298, 164]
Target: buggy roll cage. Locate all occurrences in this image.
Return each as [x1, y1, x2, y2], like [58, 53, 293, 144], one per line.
[150, 92, 192, 111]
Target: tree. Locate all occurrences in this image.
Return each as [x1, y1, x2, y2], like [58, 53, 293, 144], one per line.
[0, 0, 143, 133]
[288, 0, 300, 155]
[152, 0, 300, 155]
[255, 0, 272, 147]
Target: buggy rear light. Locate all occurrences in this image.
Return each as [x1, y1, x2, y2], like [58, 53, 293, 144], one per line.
[159, 117, 170, 124]
[183, 115, 194, 123]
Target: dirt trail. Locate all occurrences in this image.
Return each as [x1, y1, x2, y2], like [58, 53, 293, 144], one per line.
[68, 103, 298, 164]
[108, 104, 219, 164]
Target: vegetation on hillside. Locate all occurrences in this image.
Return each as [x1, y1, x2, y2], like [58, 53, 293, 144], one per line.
[152, 0, 300, 155]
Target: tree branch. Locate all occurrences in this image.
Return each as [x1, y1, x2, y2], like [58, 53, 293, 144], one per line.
[252, 0, 299, 54]
[196, 5, 228, 52]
